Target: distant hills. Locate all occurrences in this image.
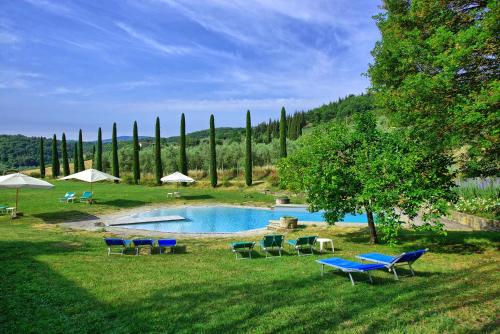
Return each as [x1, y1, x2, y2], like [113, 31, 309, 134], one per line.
[0, 94, 373, 172]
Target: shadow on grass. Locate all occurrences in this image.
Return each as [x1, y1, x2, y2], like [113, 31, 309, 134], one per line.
[1, 239, 498, 333]
[181, 194, 214, 200]
[337, 229, 500, 255]
[33, 210, 99, 223]
[98, 199, 147, 208]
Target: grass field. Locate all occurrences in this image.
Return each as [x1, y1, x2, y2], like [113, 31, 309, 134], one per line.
[0, 181, 499, 333]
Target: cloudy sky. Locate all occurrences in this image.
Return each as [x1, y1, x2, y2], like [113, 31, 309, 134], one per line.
[0, 0, 381, 139]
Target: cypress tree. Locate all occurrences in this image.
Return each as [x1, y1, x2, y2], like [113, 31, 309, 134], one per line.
[91, 145, 96, 169]
[78, 129, 84, 171]
[245, 110, 252, 186]
[132, 121, 140, 184]
[96, 127, 103, 171]
[280, 107, 287, 158]
[73, 143, 79, 173]
[179, 113, 188, 176]
[39, 137, 45, 178]
[51, 134, 60, 178]
[154, 117, 162, 185]
[61, 133, 70, 176]
[266, 118, 272, 144]
[111, 123, 119, 180]
[209, 114, 217, 188]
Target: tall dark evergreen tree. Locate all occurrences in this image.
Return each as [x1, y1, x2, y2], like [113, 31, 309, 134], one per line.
[266, 118, 272, 144]
[209, 114, 217, 188]
[245, 110, 252, 186]
[154, 117, 163, 185]
[91, 145, 96, 169]
[96, 127, 103, 171]
[78, 129, 85, 171]
[73, 143, 79, 173]
[39, 137, 45, 178]
[132, 121, 140, 184]
[179, 113, 188, 176]
[51, 134, 60, 178]
[280, 107, 287, 158]
[61, 133, 70, 176]
[111, 123, 119, 180]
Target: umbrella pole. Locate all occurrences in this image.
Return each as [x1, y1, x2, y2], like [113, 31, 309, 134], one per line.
[15, 188, 19, 212]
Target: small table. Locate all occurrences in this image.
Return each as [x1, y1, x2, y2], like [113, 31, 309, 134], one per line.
[6, 207, 15, 214]
[316, 238, 334, 253]
[167, 192, 174, 198]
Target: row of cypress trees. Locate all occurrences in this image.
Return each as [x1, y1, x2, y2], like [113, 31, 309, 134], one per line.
[39, 109, 289, 186]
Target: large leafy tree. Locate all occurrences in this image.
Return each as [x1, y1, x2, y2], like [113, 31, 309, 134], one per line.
[369, 0, 499, 176]
[245, 110, 252, 186]
[278, 112, 456, 244]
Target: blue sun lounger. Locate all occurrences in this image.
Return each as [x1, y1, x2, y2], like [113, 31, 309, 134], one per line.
[356, 249, 428, 280]
[157, 239, 177, 254]
[132, 239, 155, 255]
[317, 258, 386, 285]
[104, 238, 132, 255]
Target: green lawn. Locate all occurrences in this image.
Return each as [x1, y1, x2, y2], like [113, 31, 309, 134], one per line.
[0, 182, 499, 333]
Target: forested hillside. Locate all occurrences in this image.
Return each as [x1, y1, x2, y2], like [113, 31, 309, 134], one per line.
[0, 94, 373, 173]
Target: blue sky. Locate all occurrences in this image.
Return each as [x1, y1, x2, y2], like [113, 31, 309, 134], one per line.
[0, 0, 381, 139]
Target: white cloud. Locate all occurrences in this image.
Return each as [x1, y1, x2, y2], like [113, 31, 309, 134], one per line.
[0, 31, 20, 44]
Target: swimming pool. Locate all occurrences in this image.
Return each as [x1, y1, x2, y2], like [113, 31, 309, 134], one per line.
[116, 206, 367, 233]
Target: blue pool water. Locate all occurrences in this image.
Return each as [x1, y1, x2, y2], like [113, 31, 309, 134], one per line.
[118, 206, 367, 233]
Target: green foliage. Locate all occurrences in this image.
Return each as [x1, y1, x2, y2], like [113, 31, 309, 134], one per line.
[179, 113, 188, 176]
[279, 107, 287, 158]
[39, 137, 45, 178]
[91, 145, 95, 169]
[278, 112, 456, 244]
[132, 121, 140, 184]
[96, 128, 103, 171]
[154, 117, 162, 185]
[209, 115, 217, 187]
[78, 130, 84, 172]
[51, 134, 60, 178]
[305, 94, 375, 125]
[112, 123, 119, 179]
[73, 143, 79, 173]
[61, 133, 70, 176]
[245, 110, 252, 186]
[453, 177, 500, 219]
[368, 0, 499, 177]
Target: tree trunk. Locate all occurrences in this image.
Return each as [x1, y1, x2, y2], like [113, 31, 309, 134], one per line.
[366, 210, 379, 244]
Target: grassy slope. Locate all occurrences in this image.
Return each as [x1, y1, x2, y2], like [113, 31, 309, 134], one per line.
[0, 182, 499, 334]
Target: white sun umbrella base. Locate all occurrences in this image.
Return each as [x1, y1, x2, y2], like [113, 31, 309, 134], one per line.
[0, 173, 54, 216]
[60, 169, 120, 195]
[161, 172, 195, 190]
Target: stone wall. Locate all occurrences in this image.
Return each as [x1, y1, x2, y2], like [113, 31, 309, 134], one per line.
[448, 211, 500, 231]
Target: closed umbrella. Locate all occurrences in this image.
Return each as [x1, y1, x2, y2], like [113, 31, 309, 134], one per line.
[60, 169, 120, 199]
[0, 173, 54, 217]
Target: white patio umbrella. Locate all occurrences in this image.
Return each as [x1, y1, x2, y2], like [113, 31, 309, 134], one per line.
[0, 173, 54, 215]
[161, 172, 195, 190]
[60, 169, 120, 194]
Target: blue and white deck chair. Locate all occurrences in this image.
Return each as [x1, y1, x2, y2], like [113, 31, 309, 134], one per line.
[132, 239, 155, 255]
[317, 257, 386, 285]
[356, 249, 428, 280]
[158, 239, 177, 254]
[104, 238, 132, 255]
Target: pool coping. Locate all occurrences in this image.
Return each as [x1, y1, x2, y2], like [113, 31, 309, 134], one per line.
[58, 203, 367, 238]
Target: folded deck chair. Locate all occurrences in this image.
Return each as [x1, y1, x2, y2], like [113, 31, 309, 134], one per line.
[132, 239, 155, 255]
[259, 234, 284, 258]
[59, 192, 75, 203]
[230, 241, 255, 260]
[158, 239, 177, 254]
[104, 238, 132, 255]
[356, 249, 428, 280]
[317, 258, 386, 285]
[287, 236, 317, 256]
[79, 191, 93, 203]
